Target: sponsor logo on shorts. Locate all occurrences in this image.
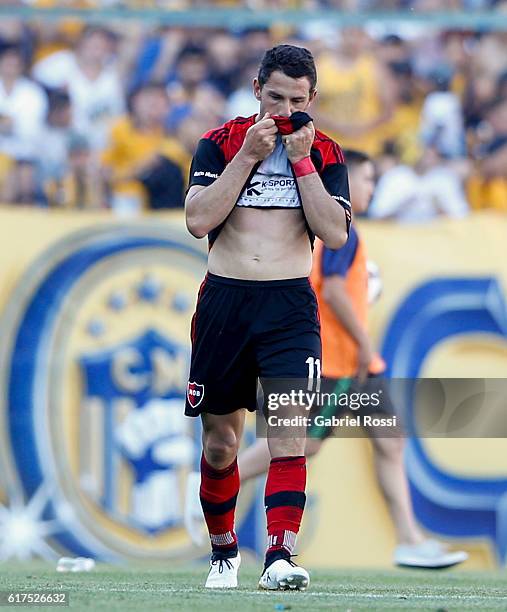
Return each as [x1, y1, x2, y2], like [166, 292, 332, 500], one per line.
[187, 381, 205, 408]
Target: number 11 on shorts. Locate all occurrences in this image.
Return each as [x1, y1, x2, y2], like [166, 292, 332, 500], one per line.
[306, 357, 321, 392]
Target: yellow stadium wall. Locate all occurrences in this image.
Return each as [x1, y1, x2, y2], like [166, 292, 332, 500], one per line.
[302, 212, 507, 570]
[0, 207, 506, 568]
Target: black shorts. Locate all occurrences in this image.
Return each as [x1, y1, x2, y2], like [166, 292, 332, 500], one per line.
[308, 374, 396, 439]
[185, 273, 321, 417]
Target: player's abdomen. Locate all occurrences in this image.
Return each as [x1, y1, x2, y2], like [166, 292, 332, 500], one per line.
[208, 208, 312, 281]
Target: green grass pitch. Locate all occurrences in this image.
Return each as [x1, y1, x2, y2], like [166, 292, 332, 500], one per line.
[1, 562, 506, 611]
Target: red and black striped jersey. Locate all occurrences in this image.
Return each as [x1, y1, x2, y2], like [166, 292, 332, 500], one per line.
[188, 114, 351, 248]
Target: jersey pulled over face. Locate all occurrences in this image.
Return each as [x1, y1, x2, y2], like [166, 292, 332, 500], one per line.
[237, 137, 300, 209]
[188, 114, 351, 248]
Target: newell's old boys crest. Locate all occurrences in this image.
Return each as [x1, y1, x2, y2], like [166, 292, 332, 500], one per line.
[187, 382, 204, 408]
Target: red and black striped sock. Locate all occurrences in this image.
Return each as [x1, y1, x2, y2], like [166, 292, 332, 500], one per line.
[264, 456, 306, 567]
[200, 453, 239, 554]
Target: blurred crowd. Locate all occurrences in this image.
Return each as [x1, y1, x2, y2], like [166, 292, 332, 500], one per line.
[2, 1, 505, 10]
[0, 14, 507, 218]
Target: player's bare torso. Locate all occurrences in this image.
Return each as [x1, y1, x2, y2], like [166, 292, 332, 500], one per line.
[208, 207, 312, 280]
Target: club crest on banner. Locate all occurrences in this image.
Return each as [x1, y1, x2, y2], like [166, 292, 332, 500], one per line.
[0, 222, 257, 561]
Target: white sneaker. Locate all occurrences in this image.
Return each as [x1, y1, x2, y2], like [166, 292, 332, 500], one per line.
[259, 558, 310, 591]
[184, 471, 206, 546]
[205, 551, 241, 588]
[394, 539, 468, 569]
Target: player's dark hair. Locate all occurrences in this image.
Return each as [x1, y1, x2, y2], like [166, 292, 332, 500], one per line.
[258, 45, 317, 91]
[343, 149, 371, 168]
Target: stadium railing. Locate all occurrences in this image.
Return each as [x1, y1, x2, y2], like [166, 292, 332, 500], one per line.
[1, 6, 507, 30]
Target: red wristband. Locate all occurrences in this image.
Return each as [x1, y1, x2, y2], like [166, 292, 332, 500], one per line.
[293, 156, 316, 178]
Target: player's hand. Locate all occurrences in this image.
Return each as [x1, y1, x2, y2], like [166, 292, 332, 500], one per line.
[282, 122, 315, 163]
[240, 112, 278, 163]
[357, 337, 374, 384]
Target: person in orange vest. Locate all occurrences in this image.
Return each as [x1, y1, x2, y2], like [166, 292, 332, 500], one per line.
[185, 149, 468, 570]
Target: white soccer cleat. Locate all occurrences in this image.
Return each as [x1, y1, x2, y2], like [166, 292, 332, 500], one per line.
[259, 558, 310, 591]
[394, 539, 468, 569]
[184, 471, 206, 546]
[205, 551, 241, 588]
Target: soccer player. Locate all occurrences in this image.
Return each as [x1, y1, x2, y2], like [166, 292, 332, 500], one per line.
[184, 45, 351, 589]
[187, 149, 467, 570]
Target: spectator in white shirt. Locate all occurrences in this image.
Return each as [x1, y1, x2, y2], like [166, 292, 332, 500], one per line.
[369, 145, 469, 222]
[0, 44, 47, 160]
[32, 27, 125, 151]
[420, 66, 466, 159]
[35, 89, 80, 184]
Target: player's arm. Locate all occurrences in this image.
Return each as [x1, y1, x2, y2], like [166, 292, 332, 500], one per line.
[283, 123, 350, 249]
[185, 114, 278, 239]
[296, 169, 349, 249]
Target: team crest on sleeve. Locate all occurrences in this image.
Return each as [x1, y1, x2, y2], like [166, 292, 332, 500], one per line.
[187, 381, 205, 408]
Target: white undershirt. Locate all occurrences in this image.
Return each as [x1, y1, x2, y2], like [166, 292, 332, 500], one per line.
[236, 138, 300, 209]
